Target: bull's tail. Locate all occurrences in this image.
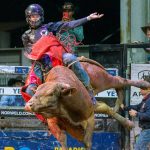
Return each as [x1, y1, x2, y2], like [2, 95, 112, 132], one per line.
[77, 56, 105, 70]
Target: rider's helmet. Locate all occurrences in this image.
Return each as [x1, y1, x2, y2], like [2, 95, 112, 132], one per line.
[25, 4, 44, 29]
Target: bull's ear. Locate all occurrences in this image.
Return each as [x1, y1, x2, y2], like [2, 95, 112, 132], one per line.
[61, 86, 77, 96]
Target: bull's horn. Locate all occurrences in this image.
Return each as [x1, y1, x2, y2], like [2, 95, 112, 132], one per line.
[59, 83, 71, 89]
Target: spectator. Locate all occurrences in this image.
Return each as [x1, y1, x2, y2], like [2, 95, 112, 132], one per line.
[57, 2, 84, 53]
[133, 23, 150, 62]
[141, 23, 150, 62]
[0, 76, 25, 106]
[123, 75, 150, 150]
[141, 23, 150, 40]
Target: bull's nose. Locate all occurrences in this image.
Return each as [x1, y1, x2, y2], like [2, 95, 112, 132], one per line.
[24, 103, 32, 112]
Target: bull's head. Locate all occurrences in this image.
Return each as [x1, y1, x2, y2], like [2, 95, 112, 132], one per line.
[25, 82, 76, 115]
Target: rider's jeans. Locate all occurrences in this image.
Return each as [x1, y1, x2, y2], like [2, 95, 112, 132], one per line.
[134, 129, 150, 150]
[25, 55, 51, 97]
[62, 53, 90, 87]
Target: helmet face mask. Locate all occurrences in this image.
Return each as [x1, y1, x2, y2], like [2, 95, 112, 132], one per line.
[25, 4, 44, 29]
[27, 14, 42, 29]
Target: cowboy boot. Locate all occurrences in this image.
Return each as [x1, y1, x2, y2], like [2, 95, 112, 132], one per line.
[25, 62, 43, 97]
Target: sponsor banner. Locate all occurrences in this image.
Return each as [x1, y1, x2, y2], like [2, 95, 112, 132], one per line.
[0, 87, 116, 98]
[0, 67, 118, 98]
[130, 64, 150, 105]
[0, 66, 117, 75]
[94, 113, 109, 119]
[96, 68, 118, 98]
[0, 87, 21, 95]
[0, 108, 34, 117]
[0, 131, 120, 150]
[106, 68, 118, 76]
[0, 66, 30, 74]
[95, 89, 117, 98]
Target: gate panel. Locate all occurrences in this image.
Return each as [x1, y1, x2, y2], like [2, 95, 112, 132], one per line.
[76, 44, 127, 149]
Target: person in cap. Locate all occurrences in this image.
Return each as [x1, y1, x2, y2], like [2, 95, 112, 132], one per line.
[7, 76, 24, 87]
[133, 23, 150, 44]
[141, 23, 150, 39]
[57, 2, 84, 52]
[141, 23, 150, 61]
[21, 3, 104, 113]
[123, 75, 150, 150]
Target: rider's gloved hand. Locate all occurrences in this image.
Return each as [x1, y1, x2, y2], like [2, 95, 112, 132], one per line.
[87, 12, 104, 21]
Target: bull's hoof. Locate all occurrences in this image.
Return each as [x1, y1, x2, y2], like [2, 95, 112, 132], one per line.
[84, 144, 92, 150]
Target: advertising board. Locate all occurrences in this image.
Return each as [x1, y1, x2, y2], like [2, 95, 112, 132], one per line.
[130, 64, 150, 105]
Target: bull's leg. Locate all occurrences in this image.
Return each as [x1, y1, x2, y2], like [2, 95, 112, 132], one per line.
[112, 77, 150, 112]
[112, 76, 150, 89]
[105, 77, 150, 112]
[124, 78, 150, 89]
[82, 112, 95, 150]
[114, 88, 124, 112]
[47, 117, 68, 150]
[94, 101, 135, 130]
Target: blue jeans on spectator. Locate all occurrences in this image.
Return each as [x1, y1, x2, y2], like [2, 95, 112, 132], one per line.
[135, 129, 150, 150]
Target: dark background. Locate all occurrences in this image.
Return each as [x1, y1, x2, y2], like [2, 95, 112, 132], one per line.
[0, 0, 120, 47]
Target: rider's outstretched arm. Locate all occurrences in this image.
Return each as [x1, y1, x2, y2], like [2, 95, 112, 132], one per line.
[60, 12, 104, 31]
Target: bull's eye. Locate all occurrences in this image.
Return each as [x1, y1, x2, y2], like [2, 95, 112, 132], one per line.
[35, 95, 38, 99]
[49, 93, 54, 97]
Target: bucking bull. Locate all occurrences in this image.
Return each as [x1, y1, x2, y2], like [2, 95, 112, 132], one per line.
[25, 57, 150, 150]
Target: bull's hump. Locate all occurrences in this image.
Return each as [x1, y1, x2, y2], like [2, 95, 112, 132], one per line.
[46, 66, 79, 83]
[53, 66, 72, 75]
